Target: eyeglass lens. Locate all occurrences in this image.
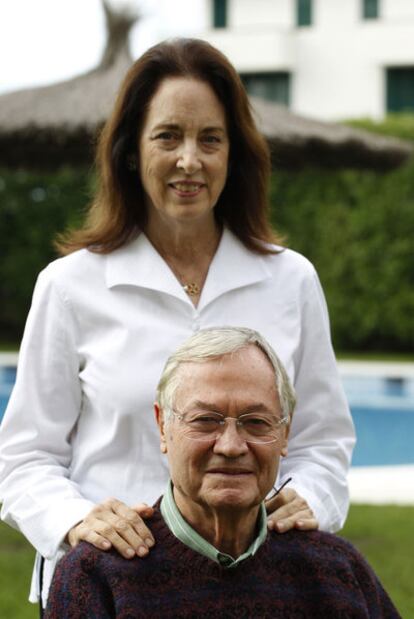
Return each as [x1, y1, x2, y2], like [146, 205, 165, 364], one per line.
[178, 412, 285, 444]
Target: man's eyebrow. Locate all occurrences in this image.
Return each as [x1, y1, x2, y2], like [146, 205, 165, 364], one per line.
[191, 401, 221, 412]
[190, 401, 274, 415]
[239, 404, 274, 415]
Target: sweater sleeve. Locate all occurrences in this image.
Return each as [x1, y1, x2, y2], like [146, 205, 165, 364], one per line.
[344, 540, 402, 618]
[0, 267, 95, 558]
[278, 265, 356, 532]
[44, 544, 114, 619]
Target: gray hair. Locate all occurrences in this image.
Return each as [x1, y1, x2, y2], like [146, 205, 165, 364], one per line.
[156, 327, 296, 421]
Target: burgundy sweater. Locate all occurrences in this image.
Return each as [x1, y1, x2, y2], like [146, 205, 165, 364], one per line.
[45, 508, 400, 618]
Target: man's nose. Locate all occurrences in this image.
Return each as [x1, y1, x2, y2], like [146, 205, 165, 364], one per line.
[176, 140, 202, 174]
[213, 419, 249, 457]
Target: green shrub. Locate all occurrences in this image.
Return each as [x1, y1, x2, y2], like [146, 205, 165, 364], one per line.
[0, 167, 90, 341]
[346, 114, 414, 143]
[270, 160, 414, 351]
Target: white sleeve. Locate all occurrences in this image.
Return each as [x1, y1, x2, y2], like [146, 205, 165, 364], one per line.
[0, 267, 95, 559]
[278, 267, 356, 532]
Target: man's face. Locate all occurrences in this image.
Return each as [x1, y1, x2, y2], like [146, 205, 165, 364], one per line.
[156, 346, 289, 517]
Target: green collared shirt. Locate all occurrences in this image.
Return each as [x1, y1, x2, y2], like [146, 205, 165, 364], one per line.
[160, 481, 268, 568]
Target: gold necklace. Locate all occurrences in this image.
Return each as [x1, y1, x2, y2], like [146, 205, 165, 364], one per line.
[182, 282, 200, 296]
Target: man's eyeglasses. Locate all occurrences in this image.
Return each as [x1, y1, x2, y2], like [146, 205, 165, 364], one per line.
[168, 409, 289, 444]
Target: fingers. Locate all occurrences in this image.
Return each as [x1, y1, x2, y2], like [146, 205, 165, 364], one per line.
[268, 512, 319, 533]
[266, 488, 319, 534]
[132, 503, 155, 519]
[265, 488, 296, 514]
[67, 498, 155, 559]
[112, 498, 155, 545]
[70, 523, 112, 551]
[292, 517, 319, 531]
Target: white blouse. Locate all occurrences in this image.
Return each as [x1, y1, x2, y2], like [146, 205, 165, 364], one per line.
[0, 228, 355, 604]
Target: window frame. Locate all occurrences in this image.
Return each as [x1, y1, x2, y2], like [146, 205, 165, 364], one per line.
[212, 0, 227, 29]
[239, 71, 291, 107]
[362, 0, 379, 20]
[386, 66, 414, 113]
[296, 0, 312, 27]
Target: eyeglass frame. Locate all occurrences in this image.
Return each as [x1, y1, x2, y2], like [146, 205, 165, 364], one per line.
[166, 408, 290, 445]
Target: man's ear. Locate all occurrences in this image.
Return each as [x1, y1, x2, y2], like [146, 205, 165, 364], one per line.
[280, 419, 290, 458]
[154, 403, 168, 454]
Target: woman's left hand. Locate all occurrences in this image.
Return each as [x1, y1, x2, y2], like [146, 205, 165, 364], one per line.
[265, 488, 319, 533]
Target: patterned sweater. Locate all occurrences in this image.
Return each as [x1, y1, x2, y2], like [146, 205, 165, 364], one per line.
[45, 508, 400, 619]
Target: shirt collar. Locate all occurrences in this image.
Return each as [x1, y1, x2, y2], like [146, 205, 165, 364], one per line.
[104, 229, 272, 309]
[160, 481, 268, 568]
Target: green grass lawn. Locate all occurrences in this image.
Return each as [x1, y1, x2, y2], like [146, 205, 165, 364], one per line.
[340, 504, 414, 617]
[0, 523, 37, 619]
[0, 504, 412, 617]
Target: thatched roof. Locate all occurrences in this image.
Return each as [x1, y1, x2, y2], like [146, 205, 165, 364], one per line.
[0, 1, 136, 168]
[252, 97, 413, 171]
[0, 1, 411, 171]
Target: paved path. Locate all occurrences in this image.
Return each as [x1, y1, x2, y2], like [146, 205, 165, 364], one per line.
[0, 352, 19, 365]
[349, 465, 414, 505]
[338, 360, 414, 378]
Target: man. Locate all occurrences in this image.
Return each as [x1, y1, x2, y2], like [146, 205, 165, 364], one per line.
[45, 327, 400, 618]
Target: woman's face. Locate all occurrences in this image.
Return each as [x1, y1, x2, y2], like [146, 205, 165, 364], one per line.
[138, 77, 230, 230]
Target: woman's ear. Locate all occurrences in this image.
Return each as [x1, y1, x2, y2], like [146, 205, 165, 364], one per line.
[154, 403, 168, 454]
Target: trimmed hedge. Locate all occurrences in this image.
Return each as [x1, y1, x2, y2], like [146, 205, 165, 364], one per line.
[0, 167, 90, 341]
[1, 117, 413, 350]
[269, 115, 414, 351]
[346, 114, 414, 143]
[270, 161, 414, 351]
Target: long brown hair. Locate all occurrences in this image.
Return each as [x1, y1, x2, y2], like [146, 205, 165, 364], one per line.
[57, 38, 281, 255]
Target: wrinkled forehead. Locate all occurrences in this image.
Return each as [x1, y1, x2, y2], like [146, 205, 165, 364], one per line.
[145, 76, 227, 127]
[173, 347, 278, 410]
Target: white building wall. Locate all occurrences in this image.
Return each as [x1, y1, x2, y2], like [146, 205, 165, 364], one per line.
[200, 0, 414, 120]
[383, 0, 414, 21]
[316, 0, 359, 27]
[204, 29, 294, 71]
[293, 27, 382, 119]
[229, 0, 293, 29]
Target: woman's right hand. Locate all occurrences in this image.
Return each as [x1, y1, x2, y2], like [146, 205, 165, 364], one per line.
[67, 498, 155, 559]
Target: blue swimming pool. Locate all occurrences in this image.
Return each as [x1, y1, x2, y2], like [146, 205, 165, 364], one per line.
[343, 375, 414, 467]
[0, 366, 16, 422]
[1, 366, 413, 467]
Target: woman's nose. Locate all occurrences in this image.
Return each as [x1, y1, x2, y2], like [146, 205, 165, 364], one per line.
[176, 140, 202, 174]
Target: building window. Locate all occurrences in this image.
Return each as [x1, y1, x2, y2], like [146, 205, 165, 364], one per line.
[240, 72, 291, 106]
[363, 0, 379, 19]
[387, 68, 414, 112]
[297, 0, 312, 27]
[213, 0, 227, 28]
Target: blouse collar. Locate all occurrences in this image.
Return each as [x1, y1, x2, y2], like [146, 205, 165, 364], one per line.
[105, 228, 273, 309]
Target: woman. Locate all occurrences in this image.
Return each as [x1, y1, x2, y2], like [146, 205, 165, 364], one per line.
[0, 38, 355, 608]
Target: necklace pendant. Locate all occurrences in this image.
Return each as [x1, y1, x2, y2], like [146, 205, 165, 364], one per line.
[183, 283, 200, 296]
